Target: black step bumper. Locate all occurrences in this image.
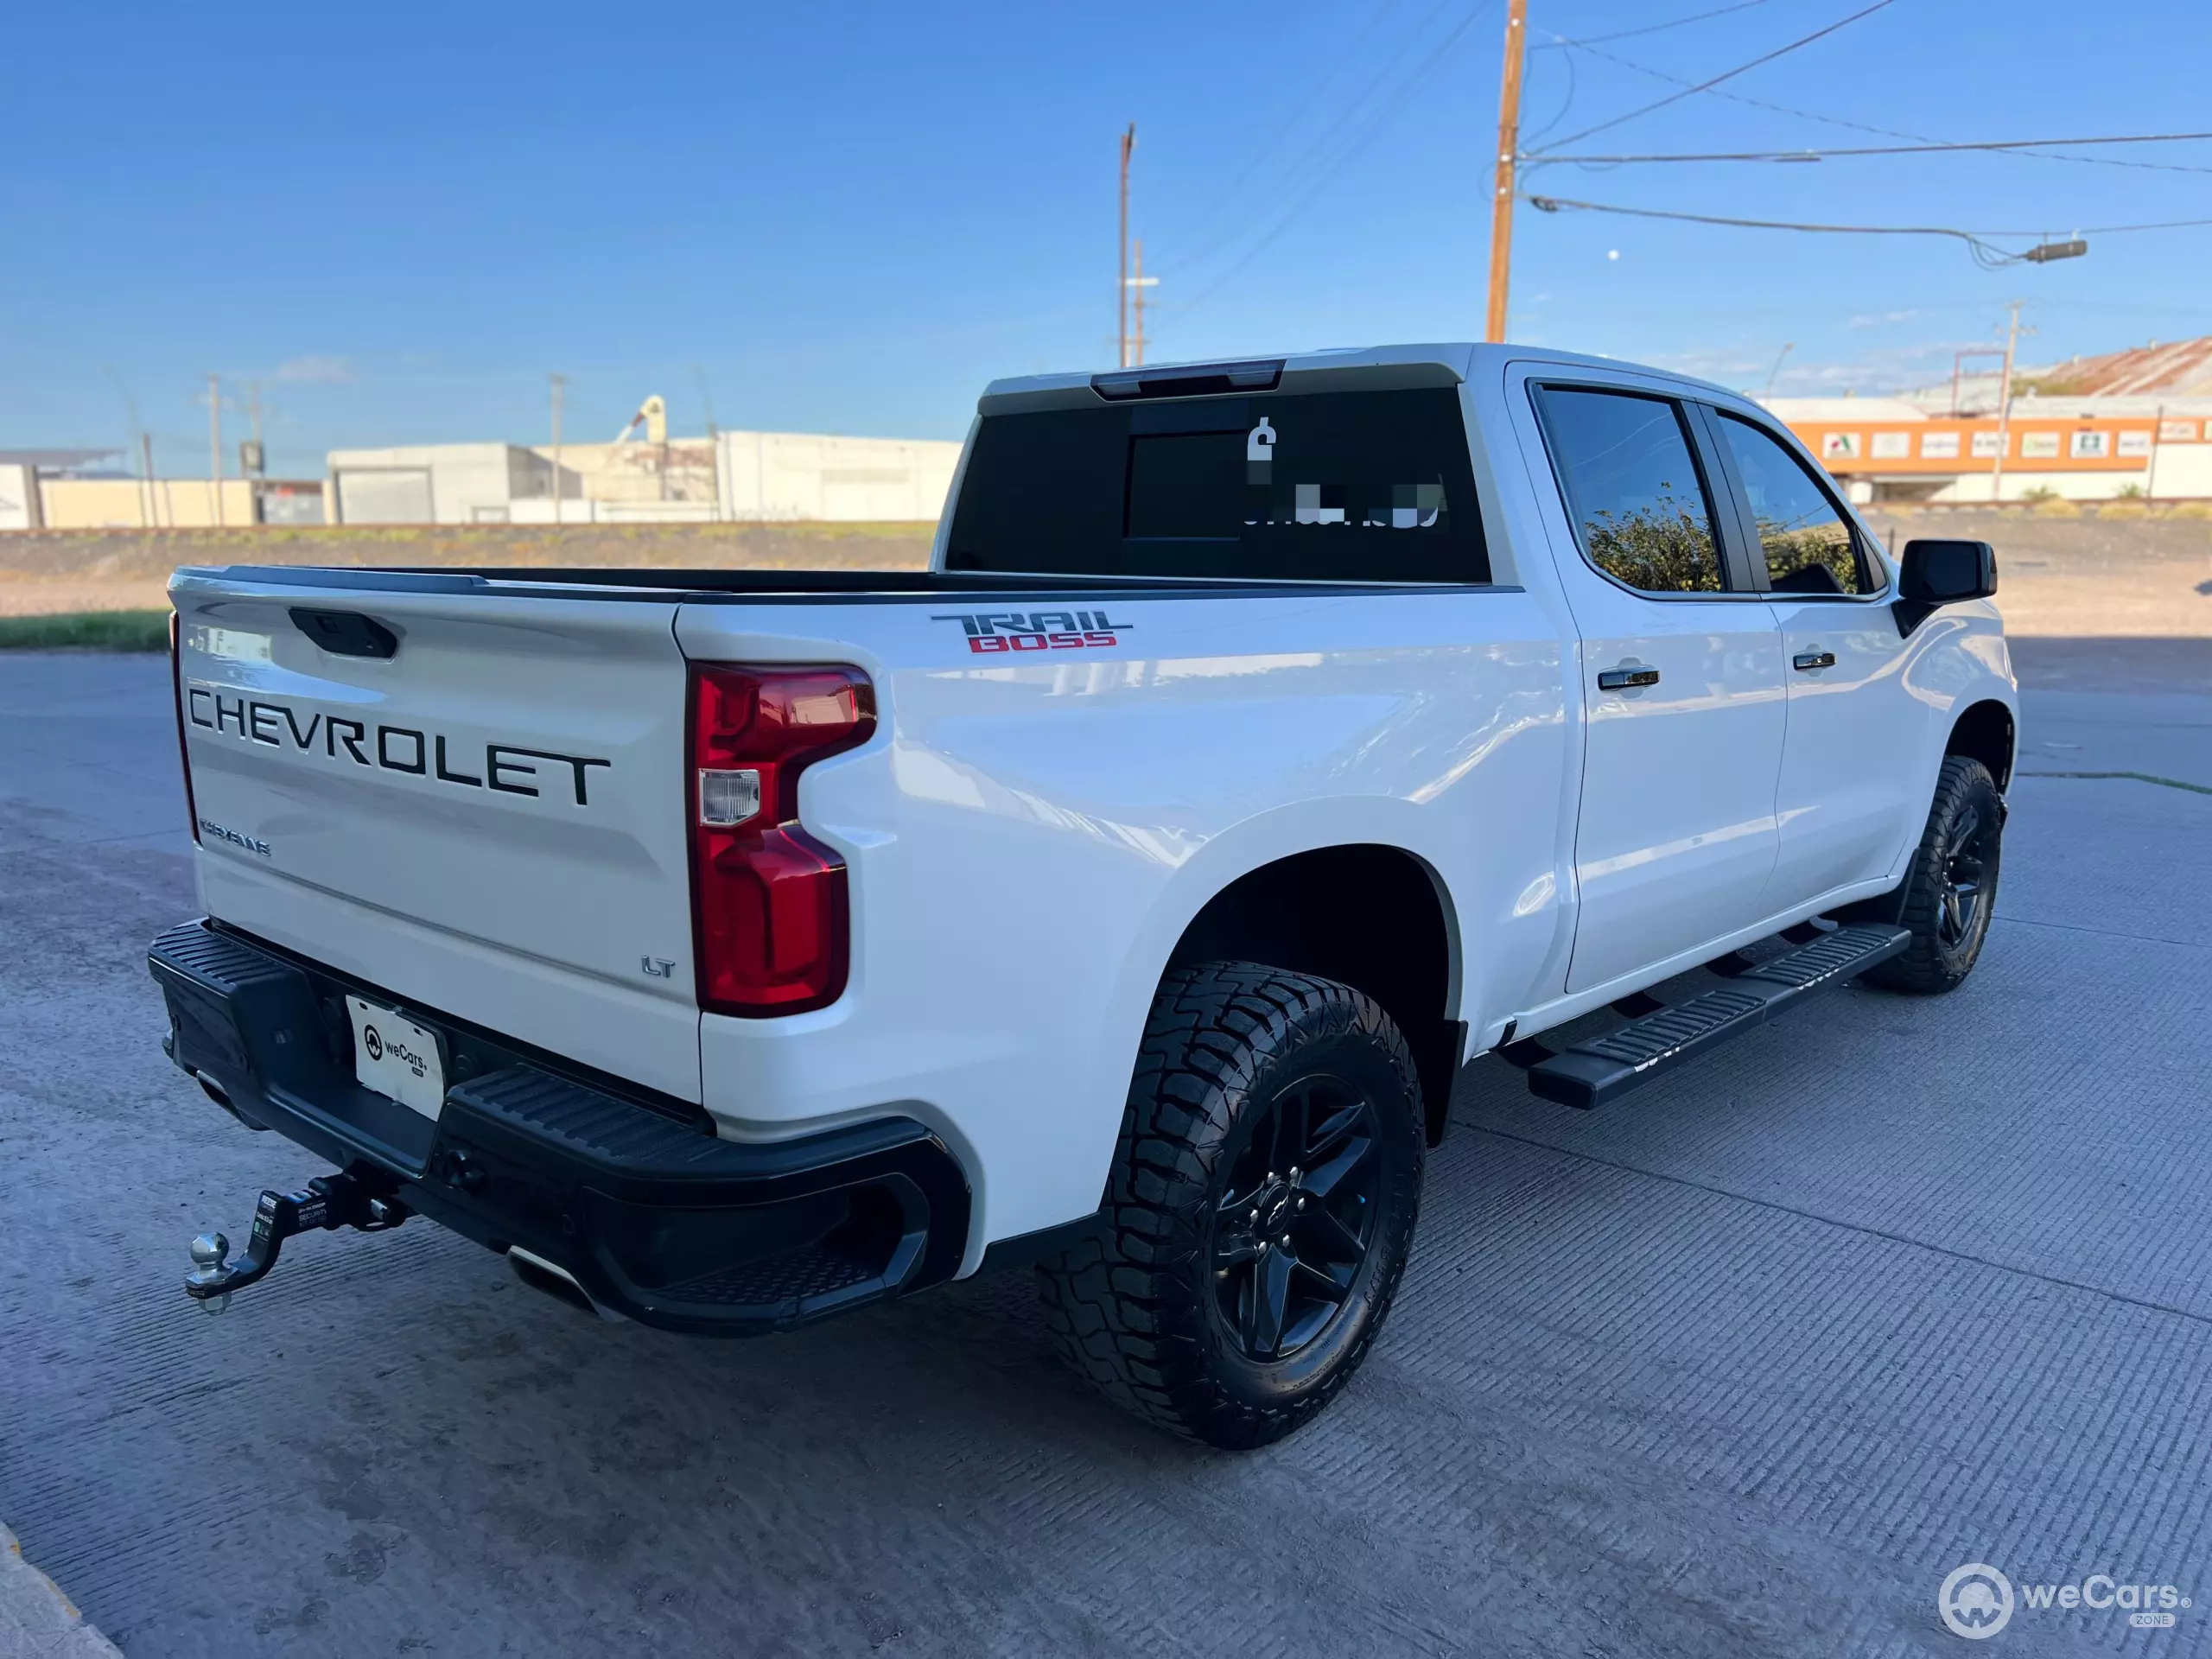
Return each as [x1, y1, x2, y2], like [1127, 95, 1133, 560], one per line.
[149, 919, 970, 1334]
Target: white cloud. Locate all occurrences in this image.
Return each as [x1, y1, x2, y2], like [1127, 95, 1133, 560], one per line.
[276, 354, 355, 384]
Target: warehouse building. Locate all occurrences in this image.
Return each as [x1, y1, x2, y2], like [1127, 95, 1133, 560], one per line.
[713, 430, 960, 523]
[0, 448, 319, 529]
[324, 429, 963, 525]
[1770, 334, 2212, 504]
[326, 443, 571, 525]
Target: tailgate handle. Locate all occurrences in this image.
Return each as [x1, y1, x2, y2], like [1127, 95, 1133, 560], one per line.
[290, 607, 399, 659]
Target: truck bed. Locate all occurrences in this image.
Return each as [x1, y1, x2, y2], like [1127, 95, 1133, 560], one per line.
[201, 563, 1485, 600]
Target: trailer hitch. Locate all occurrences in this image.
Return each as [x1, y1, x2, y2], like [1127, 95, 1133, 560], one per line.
[185, 1170, 410, 1314]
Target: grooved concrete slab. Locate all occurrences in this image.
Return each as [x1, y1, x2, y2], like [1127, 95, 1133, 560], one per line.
[2, 1522, 124, 1658]
[3, 650, 2209, 1657]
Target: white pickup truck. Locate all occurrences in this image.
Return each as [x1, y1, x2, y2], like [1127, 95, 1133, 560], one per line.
[153, 344, 2013, 1447]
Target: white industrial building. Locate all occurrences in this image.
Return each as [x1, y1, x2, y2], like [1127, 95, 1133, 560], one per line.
[323, 429, 963, 526]
[713, 430, 962, 523]
[325, 443, 571, 525]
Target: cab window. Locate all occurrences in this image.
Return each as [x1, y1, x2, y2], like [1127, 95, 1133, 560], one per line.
[1716, 414, 1874, 595]
[1534, 387, 1726, 594]
[945, 386, 1489, 583]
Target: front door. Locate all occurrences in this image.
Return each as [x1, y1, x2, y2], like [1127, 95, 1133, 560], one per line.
[1527, 383, 1789, 994]
[1704, 410, 1931, 906]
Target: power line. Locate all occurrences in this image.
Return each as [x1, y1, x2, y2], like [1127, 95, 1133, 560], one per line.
[1160, 0, 1409, 255]
[1536, 130, 2212, 165]
[1523, 194, 2212, 269]
[1534, 32, 2212, 176]
[1173, 0, 1472, 278]
[1535, 0, 1772, 49]
[1178, 1, 1498, 315]
[1528, 0, 1898, 154]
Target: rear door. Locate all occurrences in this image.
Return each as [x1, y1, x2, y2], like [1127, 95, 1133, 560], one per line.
[172, 572, 702, 1099]
[1701, 409, 1930, 906]
[1524, 378, 1789, 993]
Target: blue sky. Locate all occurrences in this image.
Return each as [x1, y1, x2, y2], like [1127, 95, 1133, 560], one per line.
[5, 1, 2208, 478]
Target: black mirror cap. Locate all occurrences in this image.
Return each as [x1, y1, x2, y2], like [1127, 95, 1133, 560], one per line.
[1898, 538, 1998, 604]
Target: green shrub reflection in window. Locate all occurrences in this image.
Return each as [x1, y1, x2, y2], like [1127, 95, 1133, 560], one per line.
[1718, 414, 1871, 595]
[1583, 489, 1725, 593]
[1537, 387, 1726, 594]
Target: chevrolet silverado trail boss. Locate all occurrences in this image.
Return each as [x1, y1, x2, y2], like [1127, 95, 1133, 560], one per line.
[152, 344, 2012, 1448]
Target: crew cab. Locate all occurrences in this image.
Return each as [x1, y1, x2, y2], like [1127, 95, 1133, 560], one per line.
[152, 344, 2013, 1447]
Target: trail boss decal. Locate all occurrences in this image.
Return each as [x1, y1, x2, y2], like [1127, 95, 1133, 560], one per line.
[929, 611, 1135, 655]
[185, 684, 610, 806]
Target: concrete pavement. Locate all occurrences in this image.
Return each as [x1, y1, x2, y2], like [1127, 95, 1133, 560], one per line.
[3, 645, 2209, 1656]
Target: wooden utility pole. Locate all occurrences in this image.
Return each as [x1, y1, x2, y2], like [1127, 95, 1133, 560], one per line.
[1130, 239, 1159, 366]
[205, 372, 226, 527]
[1484, 0, 1528, 345]
[550, 372, 569, 527]
[1988, 301, 2024, 504]
[1118, 124, 1136, 368]
[140, 432, 158, 529]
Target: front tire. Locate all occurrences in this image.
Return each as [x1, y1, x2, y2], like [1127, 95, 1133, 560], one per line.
[1037, 962, 1425, 1449]
[1864, 755, 2005, 995]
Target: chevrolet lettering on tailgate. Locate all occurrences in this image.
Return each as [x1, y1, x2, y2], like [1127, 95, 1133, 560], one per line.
[184, 685, 611, 805]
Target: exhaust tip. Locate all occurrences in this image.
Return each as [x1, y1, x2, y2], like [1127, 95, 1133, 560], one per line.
[507, 1247, 621, 1322]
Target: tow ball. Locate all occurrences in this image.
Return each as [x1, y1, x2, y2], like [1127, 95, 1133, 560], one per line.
[185, 1170, 410, 1314]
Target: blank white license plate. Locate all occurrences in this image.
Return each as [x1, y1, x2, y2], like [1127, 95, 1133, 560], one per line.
[346, 995, 446, 1120]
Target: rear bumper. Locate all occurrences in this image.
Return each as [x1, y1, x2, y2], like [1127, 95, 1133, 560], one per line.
[149, 918, 970, 1334]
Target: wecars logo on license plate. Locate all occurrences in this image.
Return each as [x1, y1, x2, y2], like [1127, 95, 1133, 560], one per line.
[346, 995, 446, 1120]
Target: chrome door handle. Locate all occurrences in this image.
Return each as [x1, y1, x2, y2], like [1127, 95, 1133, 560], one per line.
[1793, 651, 1836, 671]
[1597, 667, 1660, 691]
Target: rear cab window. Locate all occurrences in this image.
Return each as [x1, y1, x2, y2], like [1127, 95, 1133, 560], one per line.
[944, 378, 1490, 583]
[1532, 385, 1730, 595]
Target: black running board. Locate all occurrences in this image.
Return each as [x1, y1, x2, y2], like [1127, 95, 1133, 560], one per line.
[1527, 924, 1911, 1110]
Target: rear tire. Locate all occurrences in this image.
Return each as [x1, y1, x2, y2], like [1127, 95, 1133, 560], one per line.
[1036, 962, 1424, 1449]
[1864, 755, 2005, 995]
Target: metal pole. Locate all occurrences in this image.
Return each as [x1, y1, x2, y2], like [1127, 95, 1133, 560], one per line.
[1118, 124, 1135, 369]
[1989, 302, 2023, 505]
[550, 372, 569, 527]
[140, 432, 157, 529]
[1132, 239, 1156, 367]
[206, 372, 226, 528]
[1764, 341, 1794, 400]
[692, 363, 723, 522]
[1484, 0, 1528, 344]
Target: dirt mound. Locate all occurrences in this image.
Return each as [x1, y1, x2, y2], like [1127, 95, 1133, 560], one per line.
[0, 522, 935, 582]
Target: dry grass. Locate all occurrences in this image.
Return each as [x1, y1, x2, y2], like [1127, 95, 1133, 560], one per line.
[5, 512, 2210, 641]
[0, 522, 938, 619]
[0, 609, 170, 651]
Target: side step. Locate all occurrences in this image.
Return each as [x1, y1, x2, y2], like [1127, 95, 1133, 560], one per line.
[1526, 924, 1911, 1110]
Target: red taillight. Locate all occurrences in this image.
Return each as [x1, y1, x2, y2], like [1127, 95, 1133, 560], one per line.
[688, 664, 875, 1016]
[169, 611, 200, 844]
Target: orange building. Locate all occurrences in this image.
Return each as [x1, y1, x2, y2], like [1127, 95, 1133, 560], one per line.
[1768, 397, 2212, 505]
[1765, 335, 2212, 504]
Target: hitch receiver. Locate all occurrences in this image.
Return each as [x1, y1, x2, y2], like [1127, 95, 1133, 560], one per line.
[186, 1169, 410, 1314]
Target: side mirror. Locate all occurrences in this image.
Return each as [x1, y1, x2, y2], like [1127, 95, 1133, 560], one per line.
[1898, 538, 1998, 604]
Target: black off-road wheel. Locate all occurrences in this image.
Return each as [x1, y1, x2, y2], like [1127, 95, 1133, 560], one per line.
[1864, 755, 2005, 995]
[1036, 962, 1425, 1450]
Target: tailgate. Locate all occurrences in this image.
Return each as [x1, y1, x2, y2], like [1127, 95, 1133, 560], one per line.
[171, 570, 702, 1101]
